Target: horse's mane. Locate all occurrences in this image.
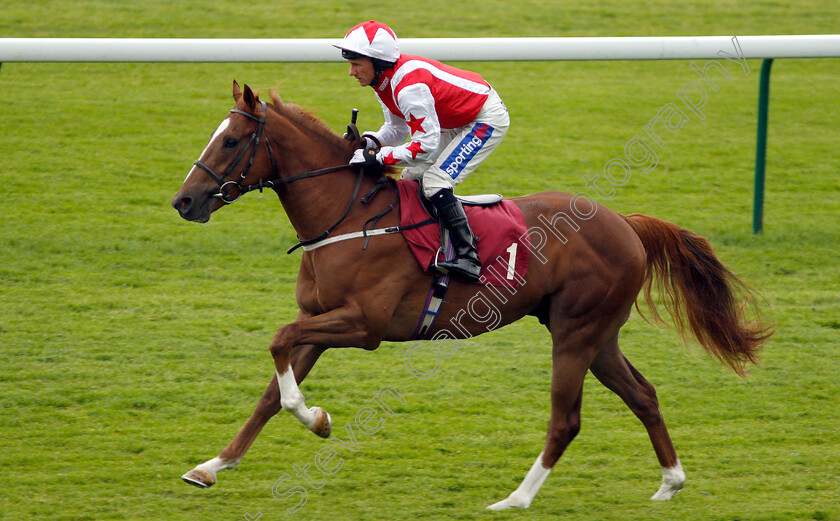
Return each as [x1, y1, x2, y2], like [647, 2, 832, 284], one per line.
[266, 94, 398, 179]
[267, 100, 352, 153]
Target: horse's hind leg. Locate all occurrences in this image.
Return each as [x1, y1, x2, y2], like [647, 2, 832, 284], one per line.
[488, 327, 597, 510]
[589, 335, 685, 500]
[182, 345, 326, 488]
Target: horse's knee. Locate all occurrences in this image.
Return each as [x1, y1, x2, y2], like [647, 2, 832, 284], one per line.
[268, 330, 285, 356]
[269, 328, 294, 364]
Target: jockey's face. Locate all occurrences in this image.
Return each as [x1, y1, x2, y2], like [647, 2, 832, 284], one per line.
[348, 57, 376, 87]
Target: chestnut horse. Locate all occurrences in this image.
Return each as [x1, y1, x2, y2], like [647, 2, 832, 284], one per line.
[171, 82, 771, 509]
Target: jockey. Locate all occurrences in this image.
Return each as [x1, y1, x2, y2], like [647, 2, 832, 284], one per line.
[336, 20, 510, 283]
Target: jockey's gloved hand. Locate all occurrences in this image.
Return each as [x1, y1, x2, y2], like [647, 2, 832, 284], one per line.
[362, 134, 381, 151]
[350, 148, 381, 167]
[342, 134, 380, 151]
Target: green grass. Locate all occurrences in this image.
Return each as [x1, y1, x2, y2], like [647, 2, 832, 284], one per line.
[1, 2, 839, 520]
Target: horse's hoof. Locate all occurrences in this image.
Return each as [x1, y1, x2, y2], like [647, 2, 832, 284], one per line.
[651, 462, 685, 500]
[487, 494, 530, 510]
[182, 468, 216, 488]
[651, 482, 683, 500]
[311, 407, 331, 438]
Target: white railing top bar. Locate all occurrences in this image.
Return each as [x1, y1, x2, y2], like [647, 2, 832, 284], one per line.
[1, 35, 838, 62]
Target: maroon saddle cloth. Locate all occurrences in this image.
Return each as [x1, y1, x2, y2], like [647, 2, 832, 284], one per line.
[395, 179, 530, 289]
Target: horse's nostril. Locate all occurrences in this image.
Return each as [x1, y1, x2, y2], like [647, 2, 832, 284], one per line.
[174, 196, 193, 214]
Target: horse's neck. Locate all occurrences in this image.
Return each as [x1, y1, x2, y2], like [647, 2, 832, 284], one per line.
[268, 123, 365, 240]
[276, 167, 369, 241]
[267, 109, 388, 241]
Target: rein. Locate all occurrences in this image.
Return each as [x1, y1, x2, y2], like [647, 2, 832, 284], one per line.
[191, 100, 377, 254]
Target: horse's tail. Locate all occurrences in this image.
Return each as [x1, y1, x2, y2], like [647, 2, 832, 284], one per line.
[623, 213, 773, 376]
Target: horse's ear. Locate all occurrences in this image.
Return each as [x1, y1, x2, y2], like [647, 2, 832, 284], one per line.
[232, 80, 242, 101]
[243, 84, 259, 111]
[269, 87, 283, 107]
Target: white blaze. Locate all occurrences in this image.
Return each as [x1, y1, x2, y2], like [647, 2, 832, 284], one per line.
[183, 117, 231, 183]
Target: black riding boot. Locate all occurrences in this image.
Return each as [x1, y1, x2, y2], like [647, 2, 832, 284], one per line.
[429, 189, 481, 282]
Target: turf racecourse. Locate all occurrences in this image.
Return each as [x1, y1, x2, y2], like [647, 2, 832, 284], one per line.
[1, 2, 838, 520]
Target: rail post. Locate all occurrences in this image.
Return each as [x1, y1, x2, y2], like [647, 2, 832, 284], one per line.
[753, 58, 774, 234]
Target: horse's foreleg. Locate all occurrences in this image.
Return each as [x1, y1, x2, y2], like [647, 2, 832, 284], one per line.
[589, 337, 685, 500]
[270, 306, 373, 438]
[182, 345, 326, 488]
[275, 367, 332, 438]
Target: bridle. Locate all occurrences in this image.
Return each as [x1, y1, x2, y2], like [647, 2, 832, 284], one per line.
[191, 100, 380, 252]
[193, 100, 277, 204]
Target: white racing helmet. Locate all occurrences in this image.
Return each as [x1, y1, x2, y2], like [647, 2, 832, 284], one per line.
[334, 20, 400, 63]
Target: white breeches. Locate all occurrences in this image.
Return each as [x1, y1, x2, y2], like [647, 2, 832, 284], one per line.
[401, 88, 510, 199]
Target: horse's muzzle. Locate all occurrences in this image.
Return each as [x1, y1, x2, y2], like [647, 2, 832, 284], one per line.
[171, 193, 211, 222]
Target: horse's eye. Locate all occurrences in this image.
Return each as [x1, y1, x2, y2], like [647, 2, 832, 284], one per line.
[223, 137, 239, 148]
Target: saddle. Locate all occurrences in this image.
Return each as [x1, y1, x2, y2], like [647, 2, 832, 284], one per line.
[396, 179, 530, 289]
[416, 182, 504, 219]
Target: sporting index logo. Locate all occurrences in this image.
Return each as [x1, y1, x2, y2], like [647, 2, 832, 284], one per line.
[441, 123, 495, 179]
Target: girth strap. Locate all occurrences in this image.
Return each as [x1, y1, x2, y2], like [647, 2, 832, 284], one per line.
[410, 232, 456, 340]
[411, 272, 452, 340]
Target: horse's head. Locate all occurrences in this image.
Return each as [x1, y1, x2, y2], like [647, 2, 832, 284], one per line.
[172, 81, 277, 222]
